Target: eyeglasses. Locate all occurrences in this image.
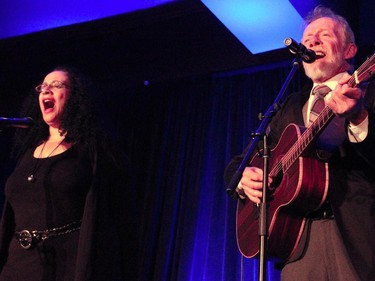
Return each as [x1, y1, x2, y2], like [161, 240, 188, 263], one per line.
[35, 80, 68, 93]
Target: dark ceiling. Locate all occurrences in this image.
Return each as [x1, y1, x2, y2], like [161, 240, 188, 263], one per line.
[0, 1, 298, 94]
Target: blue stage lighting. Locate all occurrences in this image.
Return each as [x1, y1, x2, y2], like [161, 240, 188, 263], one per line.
[202, 0, 316, 54]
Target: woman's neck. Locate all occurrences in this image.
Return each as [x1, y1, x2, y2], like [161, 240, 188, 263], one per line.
[48, 126, 65, 142]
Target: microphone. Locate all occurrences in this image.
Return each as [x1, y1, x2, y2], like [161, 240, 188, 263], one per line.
[0, 117, 34, 129]
[284, 37, 316, 63]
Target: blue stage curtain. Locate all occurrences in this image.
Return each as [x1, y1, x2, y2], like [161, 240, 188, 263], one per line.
[115, 60, 308, 281]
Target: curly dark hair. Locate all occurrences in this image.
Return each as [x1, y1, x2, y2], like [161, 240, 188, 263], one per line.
[13, 66, 104, 158]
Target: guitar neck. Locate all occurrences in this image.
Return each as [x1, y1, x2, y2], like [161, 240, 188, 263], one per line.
[350, 53, 375, 87]
[279, 107, 334, 174]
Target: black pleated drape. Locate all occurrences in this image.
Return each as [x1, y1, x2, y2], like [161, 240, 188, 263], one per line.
[112, 61, 307, 281]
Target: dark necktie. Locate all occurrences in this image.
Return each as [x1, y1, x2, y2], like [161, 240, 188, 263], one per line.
[309, 84, 331, 126]
[309, 84, 346, 159]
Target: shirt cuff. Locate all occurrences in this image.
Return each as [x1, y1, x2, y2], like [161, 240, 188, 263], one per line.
[236, 184, 246, 199]
[348, 115, 368, 143]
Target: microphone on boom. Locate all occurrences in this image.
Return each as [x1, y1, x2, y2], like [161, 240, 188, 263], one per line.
[284, 37, 316, 63]
[0, 117, 34, 129]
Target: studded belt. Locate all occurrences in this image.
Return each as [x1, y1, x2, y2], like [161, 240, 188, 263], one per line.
[15, 220, 82, 250]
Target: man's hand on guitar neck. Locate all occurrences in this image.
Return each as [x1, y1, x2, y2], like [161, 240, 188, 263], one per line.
[237, 166, 273, 204]
[326, 73, 368, 125]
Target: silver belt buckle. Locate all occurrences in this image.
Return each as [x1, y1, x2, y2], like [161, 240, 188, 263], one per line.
[17, 230, 33, 250]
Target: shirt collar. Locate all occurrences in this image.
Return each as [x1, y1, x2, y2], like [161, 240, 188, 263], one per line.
[312, 72, 346, 92]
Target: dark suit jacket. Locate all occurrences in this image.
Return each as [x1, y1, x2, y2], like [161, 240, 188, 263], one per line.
[224, 80, 375, 280]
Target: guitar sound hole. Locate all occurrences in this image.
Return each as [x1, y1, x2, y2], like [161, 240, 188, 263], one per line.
[269, 171, 283, 198]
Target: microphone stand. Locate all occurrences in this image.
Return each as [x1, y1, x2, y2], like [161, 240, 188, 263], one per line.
[226, 58, 301, 281]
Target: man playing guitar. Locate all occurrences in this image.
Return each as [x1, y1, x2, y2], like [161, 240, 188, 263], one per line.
[225, 6, 375, 281]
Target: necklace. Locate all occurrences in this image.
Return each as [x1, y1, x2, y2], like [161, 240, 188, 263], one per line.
[27, 139, 65, 183]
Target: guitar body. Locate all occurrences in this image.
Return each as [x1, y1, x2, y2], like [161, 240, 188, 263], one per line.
[236, 123, 329, 261]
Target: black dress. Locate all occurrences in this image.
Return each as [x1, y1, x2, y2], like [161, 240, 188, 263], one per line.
[0, 145, 92, 281]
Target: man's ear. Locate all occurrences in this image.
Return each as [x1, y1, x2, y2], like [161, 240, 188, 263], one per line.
[344, 43, 357, 60]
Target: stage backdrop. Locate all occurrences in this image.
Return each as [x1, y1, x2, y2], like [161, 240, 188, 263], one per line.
[110, 60, 309, 281]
